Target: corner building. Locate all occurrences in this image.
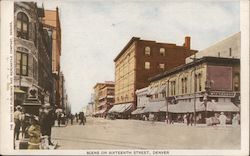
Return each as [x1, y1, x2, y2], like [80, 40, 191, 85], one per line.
[112, 37, 197, 117]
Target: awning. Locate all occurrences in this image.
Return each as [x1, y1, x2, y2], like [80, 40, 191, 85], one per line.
[207, 102, 240, 112]
[108, 103, 133, 113]
[157, 85, 166, 93]
[98, 101, 106, 108]
[131, 107, 145, 115]
[96, 107, 107, 114]
[167, 102, 204, 113]
[148, 87, 158, 95]
[14, 88, 26, 94]
[143, 101, 166, 113]
[160, 101, 239, 113]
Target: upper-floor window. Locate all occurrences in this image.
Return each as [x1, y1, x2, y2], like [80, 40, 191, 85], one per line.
[159, 63, 165, 70]
[16, 51, 28, 76]
[145, 62, 150, 69]
[198, 73, 202, 91]
[229, 48, 232, 57]
[160, 48, 165, 56]
[233, 73, 240, 91]
[17, 12, 29, 40]
[170, 81, 176, 95]
[145, 46, 151, 55]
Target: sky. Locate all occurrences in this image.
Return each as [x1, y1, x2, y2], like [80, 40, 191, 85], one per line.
[40, 0, 240, 114]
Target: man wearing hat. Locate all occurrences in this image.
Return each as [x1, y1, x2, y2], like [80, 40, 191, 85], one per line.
[14, 105, 22, 140]
[39, 103, 54, 146]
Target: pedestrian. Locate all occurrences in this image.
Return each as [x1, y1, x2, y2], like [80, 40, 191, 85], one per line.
[189, 113, 194, 126]
[39, 104, 54, 146]
[236, 113, 240, 125]
[58, 112, 61, 127]
[75, 113, 78, 123]
[232, 114, 238, 126]
[79, 112, 85, 125]
[186, 113, 190, 126]
[14, 105, 22, 140]
[70, 114, 74, 125]
[20, 108, 29, 139]
[183, 113, 187, 124]
[219, 112, 227, 125]
[27, 115, 41, 149]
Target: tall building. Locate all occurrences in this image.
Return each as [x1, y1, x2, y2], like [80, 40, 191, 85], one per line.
[42, 8, 62, 107]
[14, 2, 54, 115]
[112, 37, 197, 116]
[93, 81, 115, 117]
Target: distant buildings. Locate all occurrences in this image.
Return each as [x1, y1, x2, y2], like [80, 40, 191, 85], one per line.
[93, 81, 115, 117]
[112, 37, 197, 118]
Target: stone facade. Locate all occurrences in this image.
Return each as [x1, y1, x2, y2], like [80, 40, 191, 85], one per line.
[186, 32, 240, 63]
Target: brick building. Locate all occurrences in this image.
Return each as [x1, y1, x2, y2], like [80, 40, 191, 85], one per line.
[42, 8, 62, 107]
[112, 37, 197, 117]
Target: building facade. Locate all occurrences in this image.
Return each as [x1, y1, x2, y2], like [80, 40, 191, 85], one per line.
[113, 37, 197, 115]
[14, 2, 54, 115]
[147, 57, 240, 123]
[42, 8, 62, 107]
[186, 32, 240, 63]
[93, 81, 115, 117]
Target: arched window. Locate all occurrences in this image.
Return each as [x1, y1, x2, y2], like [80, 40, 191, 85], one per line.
[17, 12, 29, 40]
[145, 46, 151, 55]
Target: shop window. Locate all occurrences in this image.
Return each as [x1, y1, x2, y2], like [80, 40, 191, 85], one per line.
[145, 46, 151, 55]
[145, 62, 150, 69]
[160, 48, 165, 56]
[16, 51, 28, 76]
[17, 12, 29, 40]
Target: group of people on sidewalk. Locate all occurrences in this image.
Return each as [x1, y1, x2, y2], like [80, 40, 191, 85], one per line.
[14, 104, 55, 149]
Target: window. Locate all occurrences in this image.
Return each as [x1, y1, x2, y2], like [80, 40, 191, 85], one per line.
[194, 74, 198, 92]
[218, 52, 220, 57]
[16, 51, 28, 76]
[198, 74, 202, 91]
[159, 63, 165, 69]
[160, 48, 165, 56]
[233, 73, 240, 91]
[184, 77, 188, 93]
[17, 12, 29, 40]
[145, 46, 151, 55]
[145, 62, 150, 69]
[170, 81, 176, 95]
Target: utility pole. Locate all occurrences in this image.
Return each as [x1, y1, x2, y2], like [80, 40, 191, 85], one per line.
[165, 80, 169, 124]
[191, 54, 197, 126]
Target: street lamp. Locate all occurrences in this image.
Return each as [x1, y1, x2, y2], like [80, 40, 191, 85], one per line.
[190, 54, 197, 126]
[204, 80, 212, 120]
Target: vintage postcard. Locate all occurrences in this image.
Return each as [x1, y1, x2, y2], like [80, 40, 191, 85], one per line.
[0, 0, 249, 155]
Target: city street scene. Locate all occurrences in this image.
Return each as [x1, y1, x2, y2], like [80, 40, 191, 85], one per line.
[12, 0, 242, 152]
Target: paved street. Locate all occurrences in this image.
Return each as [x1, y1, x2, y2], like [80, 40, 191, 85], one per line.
[51, 117, 240, 150]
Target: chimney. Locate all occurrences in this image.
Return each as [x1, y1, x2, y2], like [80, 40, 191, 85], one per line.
[184, 36, 191, 49]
